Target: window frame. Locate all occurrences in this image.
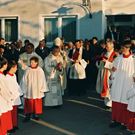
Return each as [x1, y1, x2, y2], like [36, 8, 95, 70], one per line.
[0, 16, 20, 42]
[39, 14, 79, 46]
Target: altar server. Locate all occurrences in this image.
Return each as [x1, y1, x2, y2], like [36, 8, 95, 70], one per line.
[6, 60, 23, 130]
[0, 57, 13, 134]
[20, 56, 48, 121]
[110, 40, 135, 128]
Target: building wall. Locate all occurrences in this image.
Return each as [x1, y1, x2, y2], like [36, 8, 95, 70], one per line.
[103, 0, 135, 15]
[1, 0, 135, 46]
[0, 0, 104, 46]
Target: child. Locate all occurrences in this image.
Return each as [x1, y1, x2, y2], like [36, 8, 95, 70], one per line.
[5, 60, 23, 131]
[127, 73, 135, 133]
[0, 57, 13, 134]
[20, 56, 48, 122]
[110, 40, 135, 128]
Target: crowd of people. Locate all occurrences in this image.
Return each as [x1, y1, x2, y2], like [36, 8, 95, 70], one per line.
[0, 34, 135, 134]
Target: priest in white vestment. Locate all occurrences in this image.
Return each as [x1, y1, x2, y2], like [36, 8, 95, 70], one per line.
[68, 40, 87, 96]
[96, 40, 117, 108]
[54, 37, 69, 95]
[18, 43, 43, 83]
[44, 46, 63, 107]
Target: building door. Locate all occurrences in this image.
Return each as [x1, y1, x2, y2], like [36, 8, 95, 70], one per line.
[106, 15, 135, 43]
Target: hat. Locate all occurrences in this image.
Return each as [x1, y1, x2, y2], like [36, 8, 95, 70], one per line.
[54, 37, 62, 47]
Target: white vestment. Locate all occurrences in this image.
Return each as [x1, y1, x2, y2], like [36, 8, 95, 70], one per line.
[59, 50, 69, 95]
[20, 66, 48, 99]
[0, 95, 12, 114]
[96, 61, 104, 94]
[6, 74, 23, 106]
[111, 55, 135, 104]
[69, 47, 87, 80]
[127, 84, 135, 112]
[0, 74, 13, 112]
[96, 50, 115, 107]
[18, 52, 43, 83]
[44, 54, 63, 106]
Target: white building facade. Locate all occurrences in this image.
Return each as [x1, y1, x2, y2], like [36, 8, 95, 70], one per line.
[0, 0, 135, 46]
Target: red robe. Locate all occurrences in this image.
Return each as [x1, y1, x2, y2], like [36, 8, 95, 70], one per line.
[24, 98, 43, 114]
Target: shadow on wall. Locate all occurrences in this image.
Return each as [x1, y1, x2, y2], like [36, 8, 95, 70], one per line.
[21, 20, 39, 29]
[20, 34, 38, 44]
[0, 0, 16, 7]
[52, 6, 73, 15]
[39, 0, 58, 8]
[60, 2, 90, 17]
[79, 10, 103, 39]
[0, 0, 58, 8]
[46, 8, 104, 43]
[0, 0, 104, 44]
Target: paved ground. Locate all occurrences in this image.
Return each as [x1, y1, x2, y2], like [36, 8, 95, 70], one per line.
[14, 90, 130, 135]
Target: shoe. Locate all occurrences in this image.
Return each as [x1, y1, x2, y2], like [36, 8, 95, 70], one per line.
[14, 127, 19, 130]
[23, 116, 30, 122]
[127, 129, 135, 135]
[109, 121, 121, 128]
[105, 106, 112, 111]
[7, 129, 16, 133]
[23, 113, 31, 122]
[130, 132, 135, 135]
[120, 125, 127, 130]
[32, 114, 39, 120]
[52, 105, 62, 109]
[18, 105, 24, 109]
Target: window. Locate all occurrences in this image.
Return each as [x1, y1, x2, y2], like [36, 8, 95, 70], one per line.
[114, 15, 132, 22]
[0, 17, 18, 42]
[44, 18, 58, 42]
[44, 16, 77, 43]
[62, 17, 76, 42]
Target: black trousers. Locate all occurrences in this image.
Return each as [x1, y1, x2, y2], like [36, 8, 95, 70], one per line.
[68, 78, 86, 96]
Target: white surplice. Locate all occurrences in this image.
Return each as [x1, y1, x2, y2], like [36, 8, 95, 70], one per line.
[0, 73, 13, 112]
[127, 84, 135, 112]
[20, 66, 48, 99]
[69, 47, 87, 80]
[6, 74, 23, 106]
[111, 55, 135, 104]
[59, 50, 68, 95]
[18, 52, 44, 83]
[96, 50, 115, 94]
[96, 50, 116, 107]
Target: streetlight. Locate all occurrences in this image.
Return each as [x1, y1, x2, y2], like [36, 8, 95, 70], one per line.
[82, 0, 89, 6]
[61, 0, 92, 18]
[82, 0, 92, 18]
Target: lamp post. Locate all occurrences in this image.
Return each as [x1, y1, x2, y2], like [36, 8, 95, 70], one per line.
[82, 0, 89, 6]
[61, 0, 92, 19]
[82, 0, 92, 18]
